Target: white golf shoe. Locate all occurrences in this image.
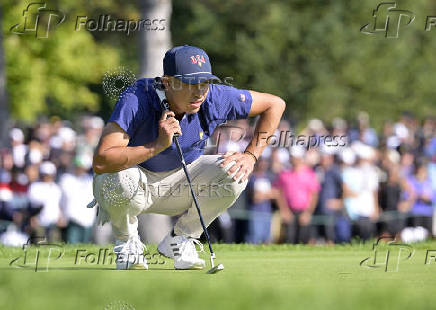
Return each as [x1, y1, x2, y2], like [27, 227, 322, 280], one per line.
[158, 233, 206, 270]
[114, 235, 148, 270]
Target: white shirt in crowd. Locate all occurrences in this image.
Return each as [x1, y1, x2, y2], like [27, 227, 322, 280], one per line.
[343, 163, 378, 219]
[59, 172, 96, 227]
[28, 181, 62, 227]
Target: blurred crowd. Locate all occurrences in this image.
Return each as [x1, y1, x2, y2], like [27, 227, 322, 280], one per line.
[0, 116, 102, 246]
[0, 111, 435, 246]
[209, 111, 436, 244]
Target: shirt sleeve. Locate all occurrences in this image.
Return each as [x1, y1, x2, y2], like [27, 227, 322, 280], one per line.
[108, 92, 144, 138]
[309, 171, 321, 193]
[272, 173, 284, 190]
[210, 85, 253, 121]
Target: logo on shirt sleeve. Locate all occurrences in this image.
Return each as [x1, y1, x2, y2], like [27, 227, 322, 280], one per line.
[239, 93, 246, 103]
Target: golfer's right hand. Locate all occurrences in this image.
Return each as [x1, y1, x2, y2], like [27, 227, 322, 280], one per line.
[156, 111, 182, 149]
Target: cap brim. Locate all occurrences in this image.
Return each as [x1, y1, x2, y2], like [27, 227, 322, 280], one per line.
[174, 73, 221, 84]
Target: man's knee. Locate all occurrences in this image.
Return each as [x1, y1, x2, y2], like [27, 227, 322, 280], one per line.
[221, 178, 247, 199]
[200, 156, 248, 197]
[95, 167, 146, 207]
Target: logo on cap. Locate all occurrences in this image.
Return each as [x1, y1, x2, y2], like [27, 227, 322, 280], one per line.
[190, 55, 206, 67]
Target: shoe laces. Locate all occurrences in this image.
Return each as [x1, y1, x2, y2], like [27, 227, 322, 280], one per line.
[114, 236, 146, 255]
[179, 237, 204, 258]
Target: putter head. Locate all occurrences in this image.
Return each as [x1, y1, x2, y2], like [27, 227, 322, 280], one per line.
[207, 263, 224, 274]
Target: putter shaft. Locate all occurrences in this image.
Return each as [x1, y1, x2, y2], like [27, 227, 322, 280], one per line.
[173, 136, 215, 257]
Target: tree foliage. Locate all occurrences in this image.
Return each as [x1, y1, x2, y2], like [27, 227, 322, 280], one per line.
[172, 0, 436, 128]
[1, 0, 139, 121]
[2, 0, 435, 128]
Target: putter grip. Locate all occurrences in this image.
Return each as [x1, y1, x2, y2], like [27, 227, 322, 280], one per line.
[161, 99, 180, 137]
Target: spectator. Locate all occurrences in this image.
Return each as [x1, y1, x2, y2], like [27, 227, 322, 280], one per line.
[28, 161, 62, 241]
[358, 111, 379, 147]
[76, 116, 104, 161]
[10, 128, 27, 168]
[274, 146, 320, 244]
[343, 144, 379, 241]
[25, 139, 44, 166]
[314, 147, 344, 244]
[59, 155, 96, 243]
[270, 147, 290, 175]
[349, 112, 378, 147]
[378, 166, 406, 238]
[399, 148, 415, 178]
[1, 112, 433, 245]
[403, 161, 434, 235]
[246, 156, 277, 244]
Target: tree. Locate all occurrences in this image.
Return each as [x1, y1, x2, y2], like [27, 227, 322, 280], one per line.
[171, 0, 436, 129]
[2, 0, 121, 121]
[138, 0, 172, 77]
[0, 4, 9, 147]
[137, 0, 173, 244]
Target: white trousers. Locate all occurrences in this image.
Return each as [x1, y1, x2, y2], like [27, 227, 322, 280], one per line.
[92, 155, 248, 241]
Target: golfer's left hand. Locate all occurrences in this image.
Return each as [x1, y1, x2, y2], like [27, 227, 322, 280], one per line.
[219, 151, 256, 183]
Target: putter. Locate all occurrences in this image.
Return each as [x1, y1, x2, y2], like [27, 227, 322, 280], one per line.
[154, 77, 224, 274]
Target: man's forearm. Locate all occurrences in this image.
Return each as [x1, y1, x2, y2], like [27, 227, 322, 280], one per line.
[93, 141, 165, 174]
[245, 102, 285, 158]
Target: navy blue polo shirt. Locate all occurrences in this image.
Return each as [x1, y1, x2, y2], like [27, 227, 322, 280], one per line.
[108, 78, 253, 172]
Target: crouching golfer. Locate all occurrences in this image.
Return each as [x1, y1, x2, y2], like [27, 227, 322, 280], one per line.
[91, 45, 285, 270]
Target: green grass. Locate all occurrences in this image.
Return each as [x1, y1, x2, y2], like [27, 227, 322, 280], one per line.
[1, 241, 436, 310]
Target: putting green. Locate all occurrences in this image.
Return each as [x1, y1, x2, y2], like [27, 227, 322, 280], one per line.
[1, 241, 436, 309]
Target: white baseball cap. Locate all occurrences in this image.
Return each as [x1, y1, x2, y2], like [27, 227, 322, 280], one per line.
[341, 148, 356, 165]
[10, 128, 24, 142]
[290, 146, 306, 158]
[39, 161, 57, 175]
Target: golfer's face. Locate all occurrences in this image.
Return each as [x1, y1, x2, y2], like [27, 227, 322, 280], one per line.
[168, 77, 209, 114]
